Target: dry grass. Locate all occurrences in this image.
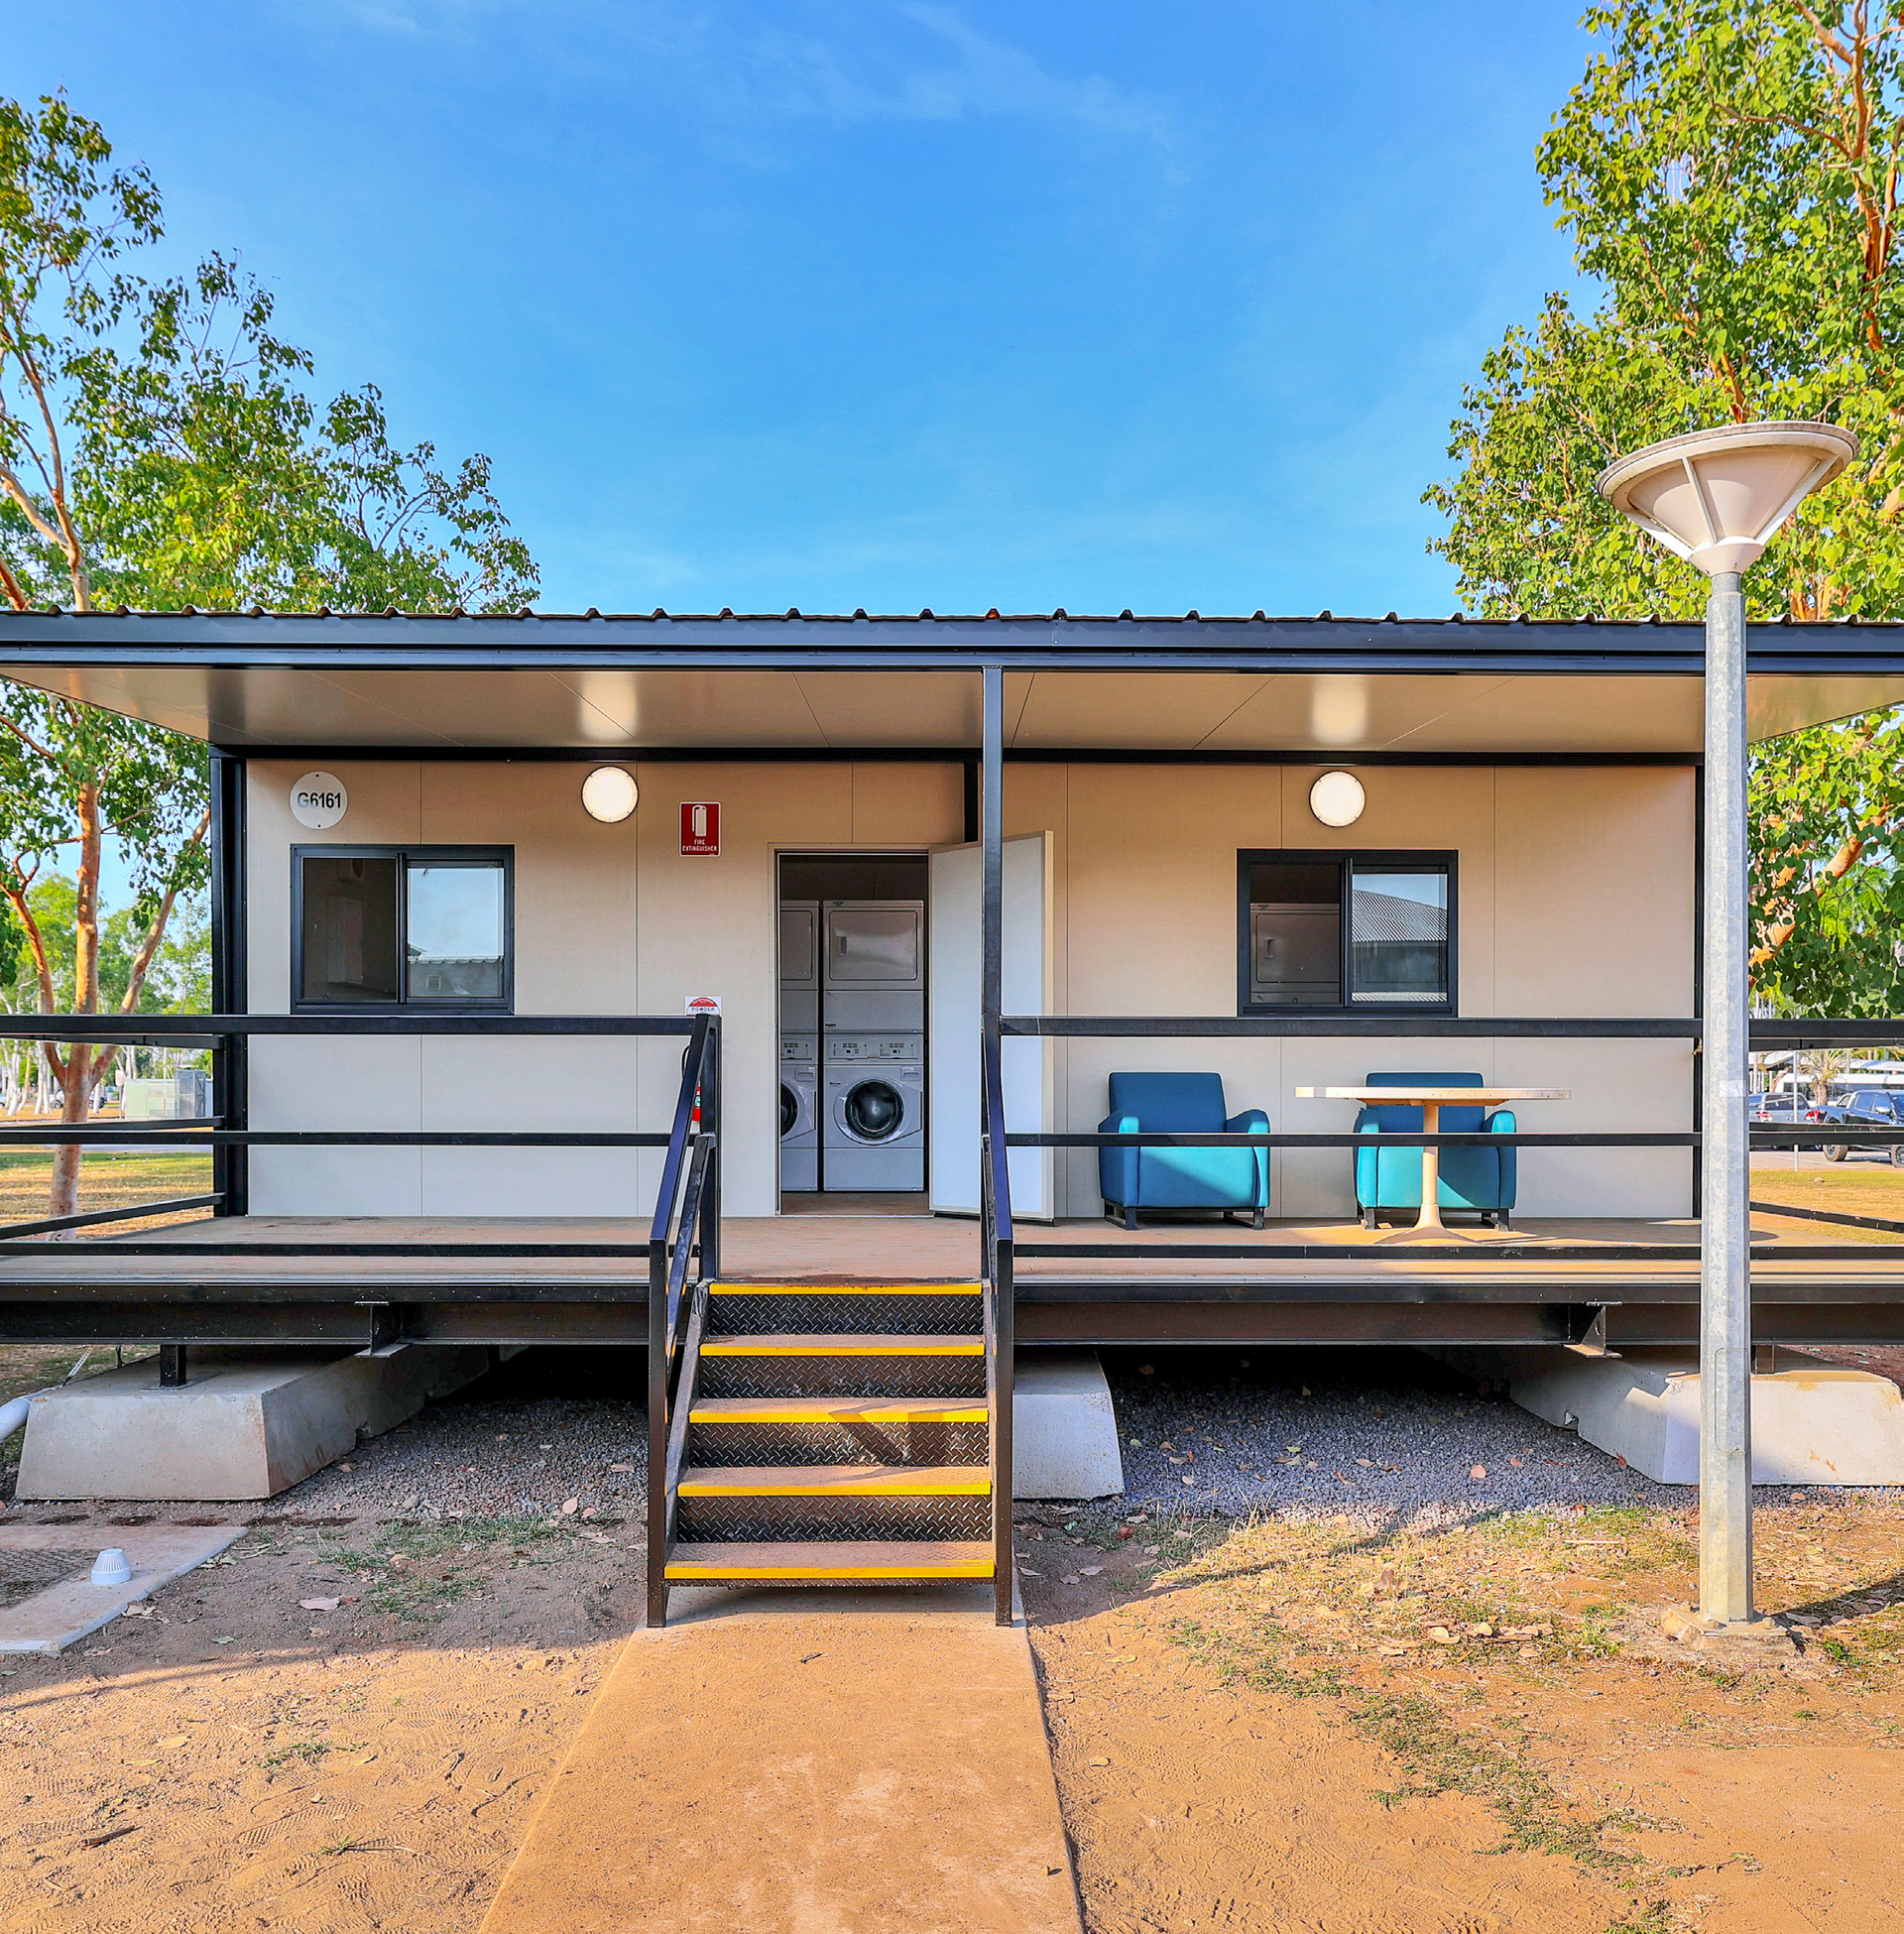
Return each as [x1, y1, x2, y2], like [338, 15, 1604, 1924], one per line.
[0, 1148, 213, 1234]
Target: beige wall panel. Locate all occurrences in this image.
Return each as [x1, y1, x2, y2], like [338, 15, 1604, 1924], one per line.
[849, 764, 964, 845]
[248, 1038, 423, 1214]
[1492, 1038, 1694, 1219]
[238, 753, 1694, 1223]
[637, 763, 854, 1216]
[1055, 764, 1282, 1214]
[416, 1037, 646, 1215]
[1494, 769, 1693, 1017]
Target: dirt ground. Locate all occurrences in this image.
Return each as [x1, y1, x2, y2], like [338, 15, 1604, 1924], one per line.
[1020, 1496, 1904, 1933]
[7, 1341, 1904, 1930]
[0, 1502, 643, 1932]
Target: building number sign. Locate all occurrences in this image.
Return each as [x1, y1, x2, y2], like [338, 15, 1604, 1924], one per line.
[291, 771, 348, 829]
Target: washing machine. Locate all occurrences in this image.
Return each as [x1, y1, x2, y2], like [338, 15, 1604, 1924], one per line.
[779, 1033, 819, 1193]
[823, 1033, 925, 1191]
[823, 900, 924, 1032]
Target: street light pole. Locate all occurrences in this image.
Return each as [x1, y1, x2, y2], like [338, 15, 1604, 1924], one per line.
[1597, 420, 1855, 1630]
[1701, 567, 1753, 1624]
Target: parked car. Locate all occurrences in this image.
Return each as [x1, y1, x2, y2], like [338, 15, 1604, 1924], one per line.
[1820, 1090, 1904, 1165]
[1750, 1090, 1835, 1150]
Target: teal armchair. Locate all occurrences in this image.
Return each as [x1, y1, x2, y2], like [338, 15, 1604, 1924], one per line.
[1099, 1071, 1270, 1230]
[1353, 1070, 1517, 1228]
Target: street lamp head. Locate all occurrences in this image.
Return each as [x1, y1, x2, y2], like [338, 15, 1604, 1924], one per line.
[1596, 420, 1857, 577]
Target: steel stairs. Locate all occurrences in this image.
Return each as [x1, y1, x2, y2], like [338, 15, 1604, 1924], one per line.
[658, 1281, 998, 1594]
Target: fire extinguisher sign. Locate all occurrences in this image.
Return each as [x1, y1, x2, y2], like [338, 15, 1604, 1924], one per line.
[679, 801, 720, 856]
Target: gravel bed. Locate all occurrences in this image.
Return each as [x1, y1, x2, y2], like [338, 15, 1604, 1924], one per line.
[12, 1343, 1894, 1532]
[282, 1387, 648, 1524]
[1099, 1346, 1674, 1530]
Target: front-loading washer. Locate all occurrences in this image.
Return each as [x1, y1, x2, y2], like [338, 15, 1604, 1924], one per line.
[823, 1032, 925, 1191]
[779, 1033, 819, 1193]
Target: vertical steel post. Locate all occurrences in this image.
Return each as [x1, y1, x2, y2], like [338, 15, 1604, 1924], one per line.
[981, 665, 1014, 1624]
[699, 1021, 721, 1282]
[208, 750, 249, 1218]
[1701, 570, 1753, 1625]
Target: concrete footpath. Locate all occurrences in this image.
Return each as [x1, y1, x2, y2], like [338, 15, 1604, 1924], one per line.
[478, 1588, 1083, 1934]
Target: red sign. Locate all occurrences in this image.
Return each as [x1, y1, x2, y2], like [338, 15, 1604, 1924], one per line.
[680, 801, 720, 856]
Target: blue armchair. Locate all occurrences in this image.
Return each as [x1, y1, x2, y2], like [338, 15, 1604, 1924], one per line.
[1353, 1070, 1516, 1229]
[1099, 1071, 1270, 1230]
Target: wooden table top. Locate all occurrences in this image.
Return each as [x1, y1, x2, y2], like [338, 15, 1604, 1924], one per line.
[1294, 1086, 1570, 1104]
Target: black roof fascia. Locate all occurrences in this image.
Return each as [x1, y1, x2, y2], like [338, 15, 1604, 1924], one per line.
[3, 609, 1904, 675]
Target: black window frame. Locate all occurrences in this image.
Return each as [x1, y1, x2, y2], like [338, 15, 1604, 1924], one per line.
[1237, 848, 1458, 1017]
[292, 844, 516, 1013]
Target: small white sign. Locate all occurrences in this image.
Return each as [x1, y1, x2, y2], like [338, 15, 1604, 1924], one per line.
[685, 994, 722, 1016]
[291, 771, 348, 830]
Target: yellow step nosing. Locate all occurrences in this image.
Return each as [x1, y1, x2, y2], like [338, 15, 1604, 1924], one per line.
[664, 1560, 995, 1581]
[708, 1281, 982, 1295]
[689, 1402, 989, 1423]
[700, 1339, 984, 1357]
[678, 1476, 991, 1497]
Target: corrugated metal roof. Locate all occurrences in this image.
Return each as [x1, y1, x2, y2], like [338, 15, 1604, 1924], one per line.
[1351, 891, 1448, 945]
[0, 604, 1893, 625]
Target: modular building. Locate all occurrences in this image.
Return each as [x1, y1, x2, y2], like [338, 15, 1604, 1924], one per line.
[0, 608, 1900, 1617]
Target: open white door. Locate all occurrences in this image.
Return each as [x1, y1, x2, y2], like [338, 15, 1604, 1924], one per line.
[928, 832, 1054, 1219]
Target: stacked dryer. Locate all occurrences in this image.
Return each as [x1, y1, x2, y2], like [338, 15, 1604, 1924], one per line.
[822, 900, 926, 1191]
[777, 902, 820, 1192]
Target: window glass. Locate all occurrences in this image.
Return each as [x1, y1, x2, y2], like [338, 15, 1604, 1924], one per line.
[406, 860, 507, 1001]
[1247, 862, 1341, 1006]
[1350, 868, 1449, 1004]
[300, 856, 400, 1003]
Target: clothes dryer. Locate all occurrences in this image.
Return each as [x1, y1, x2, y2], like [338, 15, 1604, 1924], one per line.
[823, 1033, 925, 1191]
[778, 1032, 819, 1193]
[778, 901, 820, 1033]
[822, 900, 924, 1032]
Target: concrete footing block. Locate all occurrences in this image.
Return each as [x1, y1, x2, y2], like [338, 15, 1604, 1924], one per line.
[1495, 1347, 1904, 1486]
[15, 1344, 494, 1502]
[1012, 1350, 1124, 1500]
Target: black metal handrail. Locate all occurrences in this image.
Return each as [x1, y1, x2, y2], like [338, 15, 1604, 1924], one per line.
[979, 1026, 1014, 1627]
[0, 1011, 705, 1246]
[647, 1013, 719, 1628]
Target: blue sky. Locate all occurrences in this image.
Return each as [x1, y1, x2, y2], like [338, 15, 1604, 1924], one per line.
[18, 2, 1594, 619]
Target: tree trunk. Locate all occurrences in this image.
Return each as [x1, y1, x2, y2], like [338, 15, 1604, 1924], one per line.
[46, 778, 103, 1231]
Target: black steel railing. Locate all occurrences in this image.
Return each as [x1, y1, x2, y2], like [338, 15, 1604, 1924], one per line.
[978, 1025, 1013, 1626]
[648, 1014, 719, 1625]
[0, 1012, 707, 1247]
[991, 1014, 1904, 1262]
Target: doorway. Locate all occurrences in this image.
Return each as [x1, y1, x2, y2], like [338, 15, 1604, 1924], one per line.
[776, 854, 929, 1214]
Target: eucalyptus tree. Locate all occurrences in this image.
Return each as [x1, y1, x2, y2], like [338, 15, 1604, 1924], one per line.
[0, 92, 539, 1219]
[1427, 2, 1904, 1014]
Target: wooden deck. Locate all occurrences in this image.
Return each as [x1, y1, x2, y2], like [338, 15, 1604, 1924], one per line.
[0, 1212, 1897, 1347]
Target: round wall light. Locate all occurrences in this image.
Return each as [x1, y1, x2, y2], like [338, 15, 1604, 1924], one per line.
[581, 766, 639, 823]
[1309, 770, 1366, 828]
